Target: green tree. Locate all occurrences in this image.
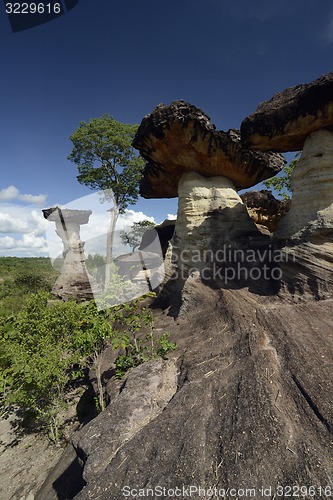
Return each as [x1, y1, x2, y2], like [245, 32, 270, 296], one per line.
[120, 220, 156, 252]
[68, 115, 145, 284]
[263, 154, 299, 199]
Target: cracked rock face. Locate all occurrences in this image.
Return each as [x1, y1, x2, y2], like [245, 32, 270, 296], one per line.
[134, 100, 285, 197]
[67, 281, 333, 500]
[241, 70, 333, 152]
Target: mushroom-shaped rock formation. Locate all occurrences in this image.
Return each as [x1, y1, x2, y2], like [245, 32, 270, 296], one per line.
[133, 100, 285, 198]
[241, 71, 333, 299]
[134, 101, 285, 279]
[241, 71, 333, 241]
[241, 70, 333, 152]
[43, 207, 97, 301]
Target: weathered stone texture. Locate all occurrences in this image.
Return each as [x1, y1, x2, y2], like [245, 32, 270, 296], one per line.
[241, 190, 291, 233]
[134, 100, 285, 197]
[241, 70, 333, 151]
[72, 358, 178, 483]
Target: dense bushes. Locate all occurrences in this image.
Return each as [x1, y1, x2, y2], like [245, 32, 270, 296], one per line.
[0, 257, 59, 315]
[0, 290, 176, 442]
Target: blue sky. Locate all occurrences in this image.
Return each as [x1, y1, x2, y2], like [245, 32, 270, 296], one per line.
[1, 0, 333, 256]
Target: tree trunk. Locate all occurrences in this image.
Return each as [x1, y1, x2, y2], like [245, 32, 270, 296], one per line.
[105, 207, 119, 287]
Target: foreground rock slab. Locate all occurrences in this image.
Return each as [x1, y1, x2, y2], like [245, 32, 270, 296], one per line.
[72, 280, 333, 499]
[72, 358, 178, 483]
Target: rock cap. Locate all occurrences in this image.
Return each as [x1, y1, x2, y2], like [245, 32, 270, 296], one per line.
[43, 207, 92, 225]
[134, 100, 285, 198]
[241, 71, 333, 152]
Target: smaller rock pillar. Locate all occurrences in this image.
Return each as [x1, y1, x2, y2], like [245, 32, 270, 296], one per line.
[43, 207, 95, 301]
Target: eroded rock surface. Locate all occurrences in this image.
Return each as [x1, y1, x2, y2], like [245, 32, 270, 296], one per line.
[43, 207, 96, 301]
[241, 190, 291, 233]
[167, 172, 261, 273]
[38, 82, 333, 500]
[72, 280, 333, 500]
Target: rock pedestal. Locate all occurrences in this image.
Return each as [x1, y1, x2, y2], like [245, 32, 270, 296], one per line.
[43, 207, 96, 301]
[168, 172, 260, 273]
[161, 172, 275, 309]
[275, 130, 333, 240]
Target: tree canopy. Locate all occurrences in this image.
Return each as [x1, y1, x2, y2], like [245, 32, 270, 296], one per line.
[68, 114, 144, 213]
[120, 220, 156, 252]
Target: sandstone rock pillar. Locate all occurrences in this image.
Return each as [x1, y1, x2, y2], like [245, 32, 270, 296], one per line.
[275, 129, 333, 240]
[168, 172, 259, 274]
[43, 207, 95, 301]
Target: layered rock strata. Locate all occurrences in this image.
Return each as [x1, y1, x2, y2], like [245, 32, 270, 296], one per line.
[275, 129, 333, 240]
[167, 172, 260, 274]
[240, 70, 333, 300]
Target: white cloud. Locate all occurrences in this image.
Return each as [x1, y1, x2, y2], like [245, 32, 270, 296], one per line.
[0, 185, 47, 205]
[167, 213, 177, 221]
[117, 210, 155, 230]
[0, 233, 48, 255]
[0, 212, 29, 233]
[0, 186, 20, 201]
[19, 193, 47, 204]
[0, 187, 49, 256]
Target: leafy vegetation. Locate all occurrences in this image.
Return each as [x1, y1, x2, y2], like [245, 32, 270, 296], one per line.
[263, 154, 300, 199]
[120, 220, 156, 252]
[0, 258, 176, 443]
[85, 253, 106, 285]
[68, 115, 144, 214]
[0, 257, 59, 316]
[68, 115, 145, 284]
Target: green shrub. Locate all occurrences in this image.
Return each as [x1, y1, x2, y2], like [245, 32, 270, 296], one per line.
[0, 290, 177, 442]
[0, 292, 112, 441]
